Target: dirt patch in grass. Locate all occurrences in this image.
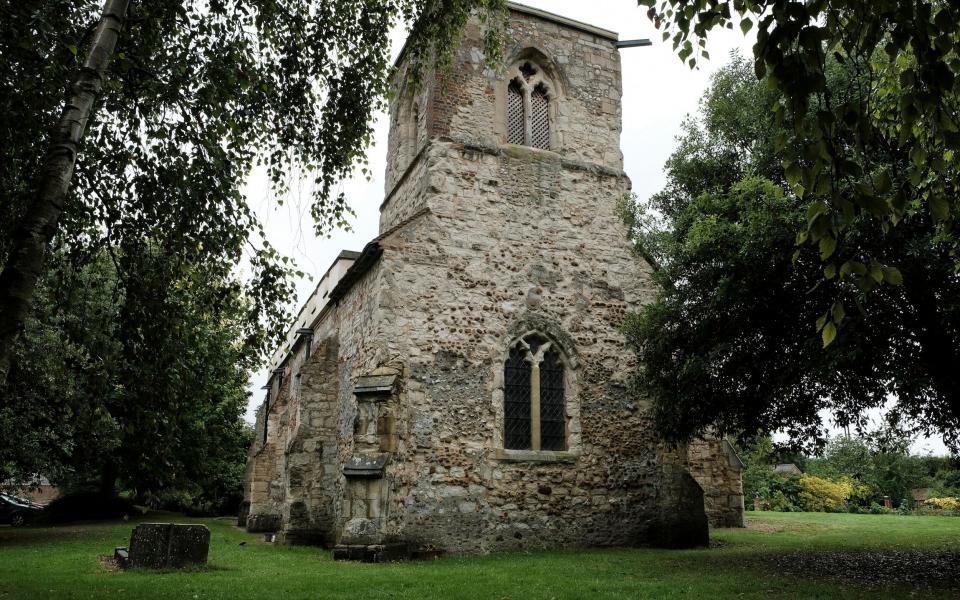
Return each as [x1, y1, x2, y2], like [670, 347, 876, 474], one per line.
[745, 519, 828, 534]
[767, 549, 960, 591]
[98, 555, 122, 572]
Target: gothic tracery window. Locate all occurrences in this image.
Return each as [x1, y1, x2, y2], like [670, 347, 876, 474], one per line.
[503, 333, 567, 451]
[506, 62, 552, 150]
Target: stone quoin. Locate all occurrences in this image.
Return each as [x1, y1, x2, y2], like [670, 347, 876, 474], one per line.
[240, 1, 744, 557]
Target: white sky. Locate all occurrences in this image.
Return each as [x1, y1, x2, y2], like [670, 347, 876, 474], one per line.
[242, 1, 950, 456]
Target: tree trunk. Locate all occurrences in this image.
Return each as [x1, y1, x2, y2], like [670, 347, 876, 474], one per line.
[99, 459, 119, 497]
[0, 0, 130, 383]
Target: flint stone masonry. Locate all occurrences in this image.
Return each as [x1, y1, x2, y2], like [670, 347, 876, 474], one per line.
[127, 523, 210, 569]
[241, 2, 744, 557]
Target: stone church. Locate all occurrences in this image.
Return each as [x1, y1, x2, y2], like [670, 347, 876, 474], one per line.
[240, 2, 744, 558]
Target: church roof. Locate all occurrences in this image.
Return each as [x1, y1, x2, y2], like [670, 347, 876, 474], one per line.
[270, 209, 432, 373]
[328, 208, 432, 304]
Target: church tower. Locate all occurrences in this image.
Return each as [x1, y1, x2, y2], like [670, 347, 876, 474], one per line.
[241, 2, 743, 557]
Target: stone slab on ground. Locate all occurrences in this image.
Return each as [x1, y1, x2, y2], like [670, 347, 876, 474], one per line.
[128, 523, 210, 569]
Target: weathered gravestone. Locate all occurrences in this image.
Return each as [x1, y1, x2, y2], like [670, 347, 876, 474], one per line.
[127, 523, 210, 569]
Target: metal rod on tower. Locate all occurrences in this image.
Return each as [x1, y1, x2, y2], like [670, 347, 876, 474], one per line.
[616, 39, 652, 49]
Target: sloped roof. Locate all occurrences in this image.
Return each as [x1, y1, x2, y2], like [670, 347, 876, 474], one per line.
[328, 208, 432, 303]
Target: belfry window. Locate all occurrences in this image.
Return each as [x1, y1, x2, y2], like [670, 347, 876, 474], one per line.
[505, 62, 552, 150]
[503, 333, 567, 451]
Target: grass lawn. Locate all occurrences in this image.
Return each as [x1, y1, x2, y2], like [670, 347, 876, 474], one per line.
[1, 512, 958, 599]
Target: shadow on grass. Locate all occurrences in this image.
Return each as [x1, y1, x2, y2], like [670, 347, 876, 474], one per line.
[764, 549, 960, 591]
[0, 523, 119, 546]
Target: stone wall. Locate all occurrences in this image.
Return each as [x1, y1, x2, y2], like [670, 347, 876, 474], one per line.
[361, 141, 663, 551]
[688, 438, 745, 528]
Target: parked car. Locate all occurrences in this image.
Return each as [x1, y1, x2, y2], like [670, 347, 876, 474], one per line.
[0, 493, 43, 526]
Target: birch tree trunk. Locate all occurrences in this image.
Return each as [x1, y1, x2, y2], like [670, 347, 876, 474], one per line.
[0, 0, 130, 383]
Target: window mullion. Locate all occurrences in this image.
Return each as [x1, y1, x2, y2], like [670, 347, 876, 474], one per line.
[522, 87, 533, 147]
[530, 361, 541, 451]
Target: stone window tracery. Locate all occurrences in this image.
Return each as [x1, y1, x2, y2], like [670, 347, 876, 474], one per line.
[503, 333, 567, 451]
[505, 61, 552, 150]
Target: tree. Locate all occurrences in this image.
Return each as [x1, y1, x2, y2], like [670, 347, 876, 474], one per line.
[806, 436, 874, 480]
[640, 0, 960, 340]
[0, 0, 129, 381]
[0, 0, 508, 381]
[0, 246, 258, 506]
[623, 56, 960, 451]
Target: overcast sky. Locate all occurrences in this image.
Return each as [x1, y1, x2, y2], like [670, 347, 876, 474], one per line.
[242, 1, 950, 456]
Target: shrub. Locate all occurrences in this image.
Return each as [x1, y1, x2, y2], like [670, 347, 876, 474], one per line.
[925, 497, 960, 511]
[743, 464, 804, 511]
[799, 475, 856, 512]
[767, 490, 801, 512]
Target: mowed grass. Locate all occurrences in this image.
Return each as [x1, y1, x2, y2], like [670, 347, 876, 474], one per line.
[1, 512, 958, 599]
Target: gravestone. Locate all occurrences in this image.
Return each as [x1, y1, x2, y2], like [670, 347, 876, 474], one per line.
[127, 523, 210, 569]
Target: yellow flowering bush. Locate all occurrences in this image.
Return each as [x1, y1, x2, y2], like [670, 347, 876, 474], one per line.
[798, 475, 856, 512]
[925, 497, 960, 511]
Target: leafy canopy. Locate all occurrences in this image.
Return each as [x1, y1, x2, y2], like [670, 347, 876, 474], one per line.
[0, 247, 254, 508]
[624, 56, 960, 451]
[1, 0, 507, 360]
[639, 0, 960, 341]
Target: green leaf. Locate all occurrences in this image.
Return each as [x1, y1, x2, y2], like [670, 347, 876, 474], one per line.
[806, 201, 829, 224]
[784, 161, 802, 187]
[832, 303, 846, 324]
[816, 313, 828, 332]
[840, 260, 866, 277]
[740, 18, 753, 34]
[822, 322, 837, 347]
[819, 236, 837, 260]
[930, 195, 950, 221]
[824, 264, 837, 279]
[773, 132, 787, 152]
[874, 168, 892, 194]
[883, 266, 903, 286]
[911, 146, 927, 167]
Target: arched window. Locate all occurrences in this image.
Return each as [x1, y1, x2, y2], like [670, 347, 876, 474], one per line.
[503, 333, 567, 451]
[505, 61, 552, 151]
